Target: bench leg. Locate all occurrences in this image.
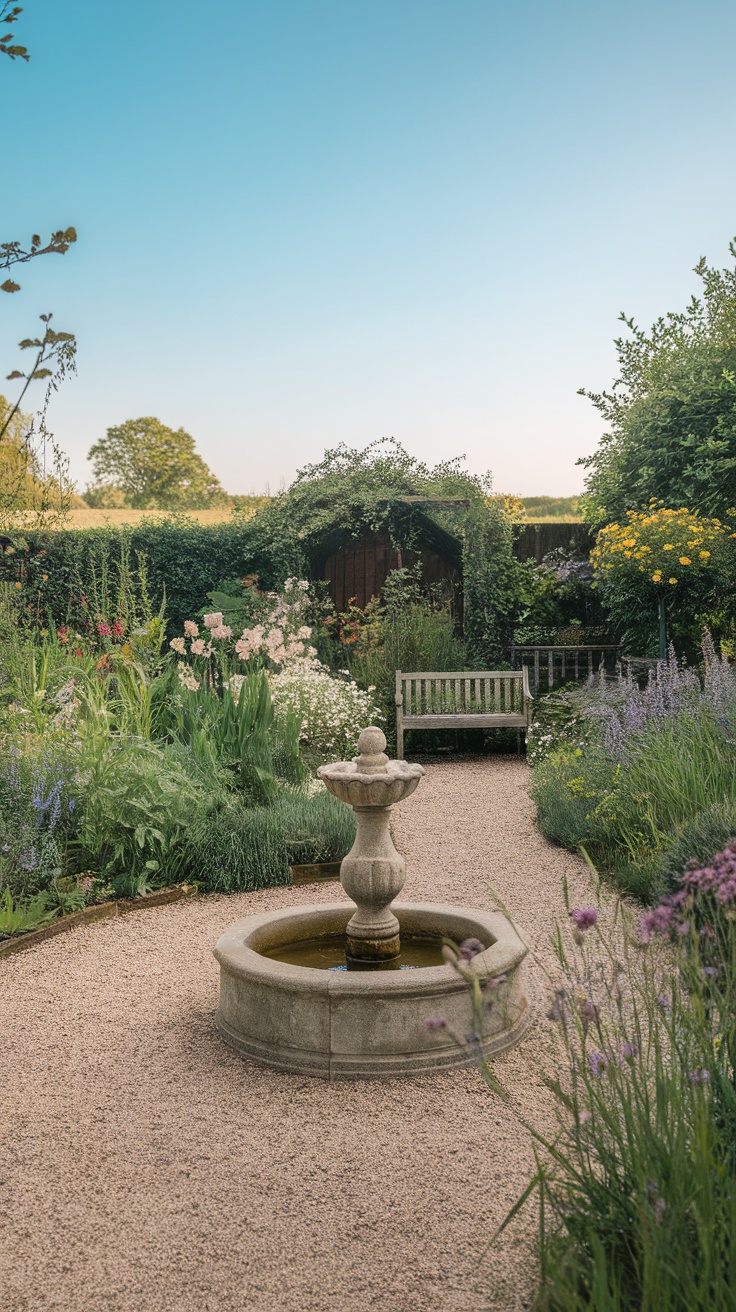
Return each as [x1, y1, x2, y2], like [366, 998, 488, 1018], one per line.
[396, 717, 404, 761]
[517, 728, 521, 756]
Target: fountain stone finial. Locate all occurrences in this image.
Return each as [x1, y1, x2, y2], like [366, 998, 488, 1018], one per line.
[317, 726, 424, 963]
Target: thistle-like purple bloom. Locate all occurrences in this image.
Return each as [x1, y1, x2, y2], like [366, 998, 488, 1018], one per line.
[570, 908, 598, 931]
[689, 1068, 710, 1085]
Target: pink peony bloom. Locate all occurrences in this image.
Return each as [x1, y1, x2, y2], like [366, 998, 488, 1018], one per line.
[190, 638, 206, 656]
[210, 624, 233, 640]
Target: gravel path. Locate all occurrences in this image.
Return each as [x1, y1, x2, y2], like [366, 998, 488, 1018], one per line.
[1, 758, 597, 1312]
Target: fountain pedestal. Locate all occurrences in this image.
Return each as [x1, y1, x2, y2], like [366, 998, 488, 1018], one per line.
[317, 727, 423, 964]
[213, 725, 531, 1079]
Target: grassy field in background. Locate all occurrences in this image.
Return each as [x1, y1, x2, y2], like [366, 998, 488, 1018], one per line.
[519, 495, 582, 520]
[59, 495, 583, 530]
[62, 507, 241, 529]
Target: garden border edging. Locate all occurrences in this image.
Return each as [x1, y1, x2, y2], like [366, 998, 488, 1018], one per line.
[0, 884, 196, 960]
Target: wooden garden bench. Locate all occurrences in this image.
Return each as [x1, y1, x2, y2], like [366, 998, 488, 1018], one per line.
[394, 669, 532, 759]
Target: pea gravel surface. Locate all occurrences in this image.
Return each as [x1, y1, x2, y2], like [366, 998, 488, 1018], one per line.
[2, 757, 598, 1312]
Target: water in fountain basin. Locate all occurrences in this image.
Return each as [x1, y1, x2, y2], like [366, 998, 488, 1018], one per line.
[261, 933, 447, 971]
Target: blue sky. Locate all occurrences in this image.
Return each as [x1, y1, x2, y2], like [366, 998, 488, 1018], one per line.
[2, 0, 736, 497]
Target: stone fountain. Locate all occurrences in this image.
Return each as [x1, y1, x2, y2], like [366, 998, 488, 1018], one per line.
[214, 728, 530, 1078]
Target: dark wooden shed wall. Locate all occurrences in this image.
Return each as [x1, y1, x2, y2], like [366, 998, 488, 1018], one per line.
[323, 531, 461, 613]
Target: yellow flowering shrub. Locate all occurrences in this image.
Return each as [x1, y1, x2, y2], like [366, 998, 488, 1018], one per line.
[590, 502, 736, 651]
[591, 503, 730, 592]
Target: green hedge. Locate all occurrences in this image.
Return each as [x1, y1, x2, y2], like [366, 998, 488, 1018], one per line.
[1, 518, 280, 633]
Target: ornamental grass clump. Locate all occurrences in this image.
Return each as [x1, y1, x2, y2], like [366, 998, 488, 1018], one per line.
[486, 865, 736, 1311]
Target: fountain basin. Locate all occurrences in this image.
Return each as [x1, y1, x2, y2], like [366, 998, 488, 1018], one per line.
[214, 901, 530, 1079]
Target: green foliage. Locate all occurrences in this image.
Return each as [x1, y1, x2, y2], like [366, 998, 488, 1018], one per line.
[158, 670, 291, 804]
[513, 551, 608, 647]
[0, 2, 29, 63]
[463, 498, 527, 664]
[75, 737, 205, 896]
[580, 239, 736, 524]
[0, 518, 263, 634]
[182, 787, 355, 893]
[530, 654, 736, 901]
[337, 568, 465, 750]
[525, 889, 736, 1311]
[87, 417, 230, 510]
[656, 800, 736, 894]
[0, 886, 55, 937]
[590, 505, 734, 657]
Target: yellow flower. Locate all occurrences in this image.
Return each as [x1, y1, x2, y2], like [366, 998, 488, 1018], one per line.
[14, 581, 21, 590]
[663, 543, 674, 550]
[624, 550, 632, 558]
[623, 538, 636, 548]
[652, 572, 662, 582]
[679, 557, 691, 565]
[669, 577, 678, 584]
[699, 550, 710, 559]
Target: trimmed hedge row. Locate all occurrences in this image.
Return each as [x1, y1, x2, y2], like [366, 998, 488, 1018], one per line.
[1, 519, 277, 633]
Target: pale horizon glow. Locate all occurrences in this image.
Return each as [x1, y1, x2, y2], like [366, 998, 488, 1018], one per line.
[2, 0, 736, 498]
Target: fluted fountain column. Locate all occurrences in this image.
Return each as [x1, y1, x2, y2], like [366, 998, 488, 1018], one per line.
[317, 727, 424, 963]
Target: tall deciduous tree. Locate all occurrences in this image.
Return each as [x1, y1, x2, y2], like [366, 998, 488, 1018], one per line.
[579, 240, 736, 525]
[87, 417, 230, 509]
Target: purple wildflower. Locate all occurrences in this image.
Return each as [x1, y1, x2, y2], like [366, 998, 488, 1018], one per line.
[588, 1050, 608, 1078]
[570, 908, 598, 931]
[578, 997, 599, 1032]
[701, 966, 719, 979]
[424, 1017, 447, 1031]
[657, 994, 670, 1011]
[689, 1068, 710, 1085]
[621, 1041, 638, 1062]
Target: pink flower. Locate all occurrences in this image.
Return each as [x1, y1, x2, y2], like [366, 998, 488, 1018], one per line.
[112, 619, 123, 638]
[169, 637, 186, 655]
[210, 624, 233, 641]
[203, 612, 223, 630]
[190, 638, 206, 656]
[96, 622, 111, 638]
[184, 620, 199, 638]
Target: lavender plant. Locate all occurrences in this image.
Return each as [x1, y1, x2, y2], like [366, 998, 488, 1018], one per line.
[531, 635, 736, 899]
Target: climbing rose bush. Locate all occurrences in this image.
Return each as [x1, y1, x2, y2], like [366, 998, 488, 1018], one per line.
[268, 659, 382, 759]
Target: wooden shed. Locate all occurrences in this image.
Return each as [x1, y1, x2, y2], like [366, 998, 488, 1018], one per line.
[314, 513, 463, 615]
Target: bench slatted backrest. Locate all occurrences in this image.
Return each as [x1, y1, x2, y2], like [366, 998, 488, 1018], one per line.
[395, 669, 531, 757]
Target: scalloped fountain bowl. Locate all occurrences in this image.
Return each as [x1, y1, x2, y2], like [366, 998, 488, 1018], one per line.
[214, 728, 531, 1079]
